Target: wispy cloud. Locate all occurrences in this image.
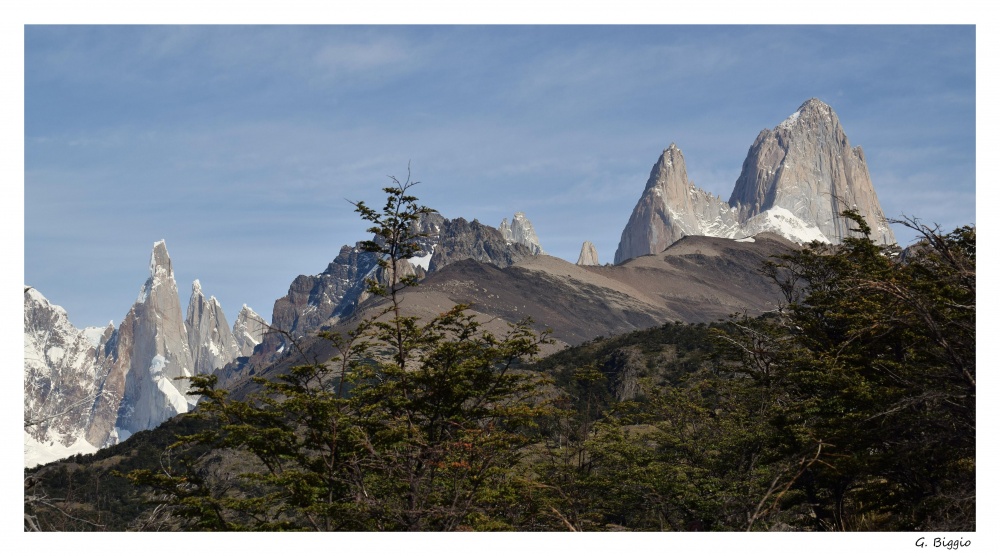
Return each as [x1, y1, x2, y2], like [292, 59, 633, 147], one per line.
[24, 25, 976, 328]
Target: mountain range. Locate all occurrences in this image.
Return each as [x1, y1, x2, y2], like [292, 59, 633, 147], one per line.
[25, 98, 898, 467]
[614, 98, 895, 264]
[24, 242, 268, 467]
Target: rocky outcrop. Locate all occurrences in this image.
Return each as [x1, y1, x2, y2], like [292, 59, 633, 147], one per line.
[500, 212, 544, 255]
[233, 305, 268, 357]
[269, 245, 380, 344]
[604, 346, 644, 402]
[576, 241, 599, 266]
[614, 99, 896, 264]
[266, 211, 538, 349]
[730, 98, 895, 245]
[186, 280, 240, 376]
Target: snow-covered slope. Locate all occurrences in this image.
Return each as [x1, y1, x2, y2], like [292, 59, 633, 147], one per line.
[739, 207, 830, 244]
[23, 287, 103, 467]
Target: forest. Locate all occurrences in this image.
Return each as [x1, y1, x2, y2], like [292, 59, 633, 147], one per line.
[25, 183, 975, 532]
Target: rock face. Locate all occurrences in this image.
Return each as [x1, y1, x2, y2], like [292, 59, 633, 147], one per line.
[270, 245, 380, 341]
[576, 241, 599, 266]
[97, 240, 197, 444]
[614, 99, 895, 263]
[499, 212, 544, 255]
[233, 305, 268, 357]
[729, 98, 895, 246]
[186, 280, 241, 376]
[264, 212, 537, 346]
[431, 214, 536, 271]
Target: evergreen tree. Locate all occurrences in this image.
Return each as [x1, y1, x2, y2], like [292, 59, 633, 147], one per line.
[717, 212, 975, 530]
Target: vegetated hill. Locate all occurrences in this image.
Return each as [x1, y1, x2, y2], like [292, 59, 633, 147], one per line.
[24, 412, 214, 531]
[23, 318, 726, 532]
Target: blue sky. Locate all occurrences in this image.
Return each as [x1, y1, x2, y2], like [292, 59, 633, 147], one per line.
[23, 24, 976, 329]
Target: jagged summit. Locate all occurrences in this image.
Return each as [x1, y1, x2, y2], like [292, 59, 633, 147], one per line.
[615, 98, 895, 264]
[24, 286, 103, 466]
[233, 304, 268, 357]
[614, 144, 738, 264]
[136, 239, 176, 305]
[776, 97, 832, 130]
[729, 98, 895, 246]
[219, 211, 538, 390]
[149, 239, 171, 275]
[25, 241, 252, 465]
[186, 279, 240, 376]
[500, 212, 544, 254]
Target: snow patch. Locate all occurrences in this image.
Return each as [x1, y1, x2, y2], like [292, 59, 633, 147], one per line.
[148, 354, 167, 376]
[741, 207, 830, 244]
[778, 109, 801, 130]
[114, 427, 132, 443]
[408, 245, 435, 272]
[156, 375, 191, 414]
[24, 431, 99, 468]
[82, 326, 106, 348]
[137, 282, 151, 303]
[46, 346, 65, 363]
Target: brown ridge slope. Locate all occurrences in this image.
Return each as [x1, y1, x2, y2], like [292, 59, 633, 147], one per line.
[223, 233, 795, 399]
[382, 232, 794, 347]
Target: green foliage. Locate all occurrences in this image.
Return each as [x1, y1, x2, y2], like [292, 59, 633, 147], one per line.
[708, 211, 975, 530]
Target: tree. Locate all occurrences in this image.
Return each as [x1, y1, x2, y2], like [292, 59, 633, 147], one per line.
[130, 173, 551, 531]
[715, 211, 975, 530]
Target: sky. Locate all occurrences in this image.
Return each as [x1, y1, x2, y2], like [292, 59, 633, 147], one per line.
[6, 3, 994, 550]
[21, 23, 977, 330]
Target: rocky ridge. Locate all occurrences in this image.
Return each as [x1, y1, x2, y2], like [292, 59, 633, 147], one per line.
[24, 287, 104, 466]
[219, 232, 798, 401]
[186, 280, 241, 376]
[217, 211, 538, 390]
